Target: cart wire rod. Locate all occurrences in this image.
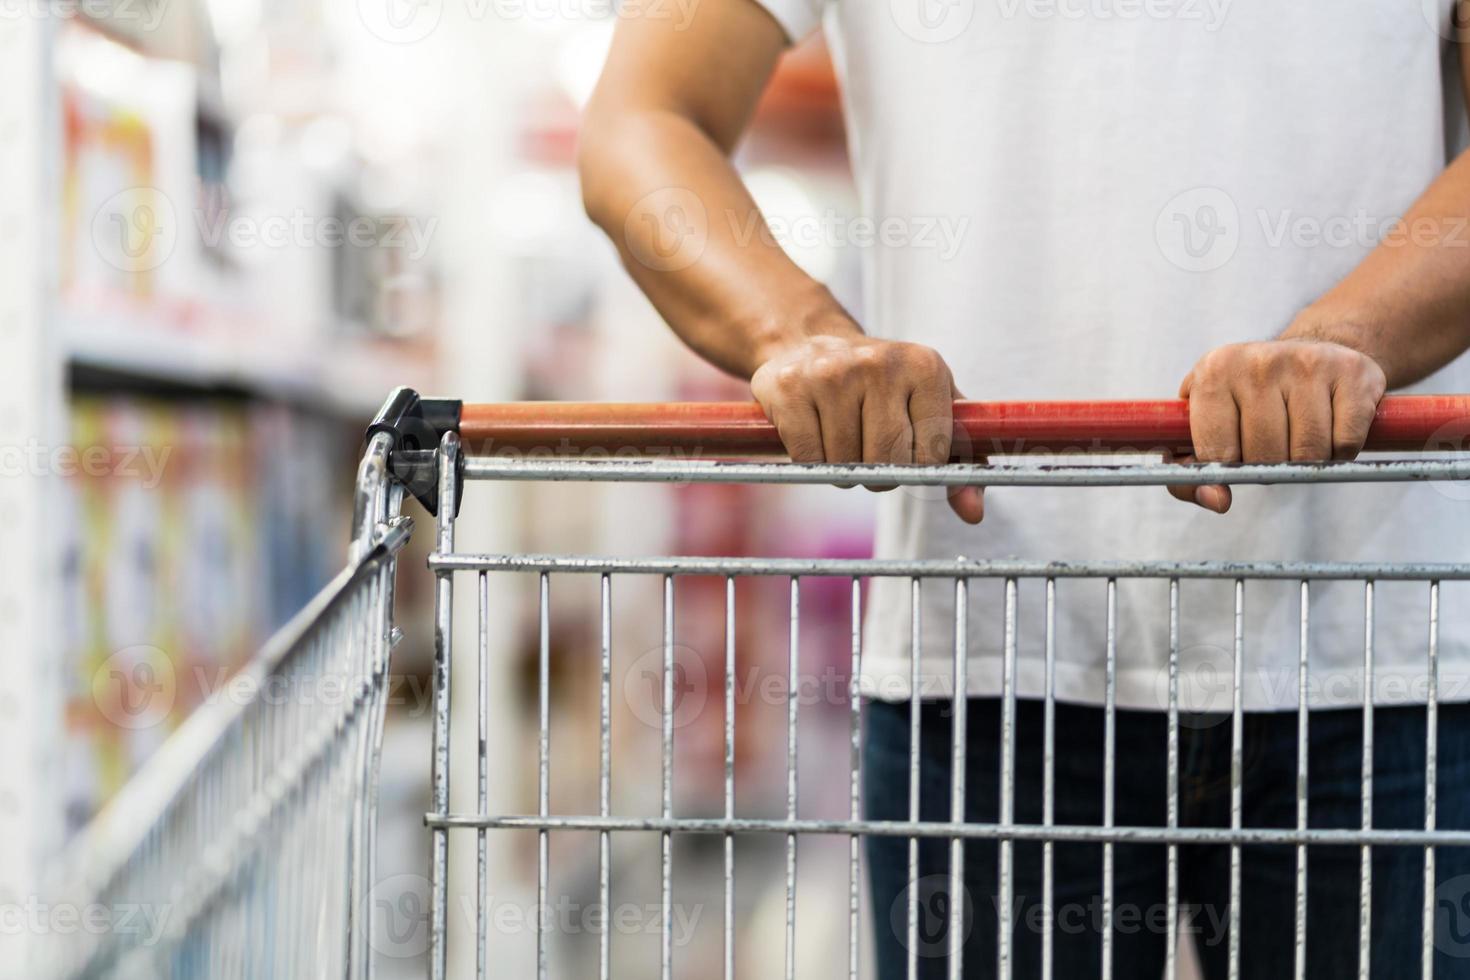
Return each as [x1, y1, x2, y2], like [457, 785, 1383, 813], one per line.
[117, 652, 389, 965]
[421, 814, 1470, 847]
[462, 456, 1470, 487]
[62, 515, 413, 901]
[431, 553, 1470, 581]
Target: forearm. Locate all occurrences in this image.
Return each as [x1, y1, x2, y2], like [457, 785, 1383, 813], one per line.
[1283, 148, 1470, 387]
[579, 107, 857, 378]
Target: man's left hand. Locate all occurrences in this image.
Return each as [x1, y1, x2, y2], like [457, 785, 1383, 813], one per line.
[1170, 339, 1388, 513]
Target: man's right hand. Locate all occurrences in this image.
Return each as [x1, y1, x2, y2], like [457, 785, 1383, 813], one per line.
[749, 329, 985, 523]
[579, 5, 975, 524]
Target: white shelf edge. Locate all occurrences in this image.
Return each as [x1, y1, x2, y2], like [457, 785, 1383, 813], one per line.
[62, 311, 426, 418]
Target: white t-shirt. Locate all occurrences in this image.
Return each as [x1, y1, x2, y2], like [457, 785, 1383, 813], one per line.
[752, 0, 1470, 710]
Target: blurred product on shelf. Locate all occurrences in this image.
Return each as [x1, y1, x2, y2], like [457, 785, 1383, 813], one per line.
[59, 395, 354, 835]
[46, 9, 444, 838]
[55, 18, 441, 414]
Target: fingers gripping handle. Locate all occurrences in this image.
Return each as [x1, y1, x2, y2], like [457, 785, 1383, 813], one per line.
[454, 396, 1470, 459]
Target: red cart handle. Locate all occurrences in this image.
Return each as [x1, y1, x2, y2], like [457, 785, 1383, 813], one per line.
[459, 395, 1470, 458]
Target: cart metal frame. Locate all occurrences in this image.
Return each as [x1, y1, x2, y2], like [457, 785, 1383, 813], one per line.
[403, 389, 1470, 980]
[46, 387, 1470, 979]
[46, 431, 412, 980]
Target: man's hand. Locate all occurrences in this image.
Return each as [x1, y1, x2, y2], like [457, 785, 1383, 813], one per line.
[750, 330, 986, 523]
[1170, 339, 1388, 513]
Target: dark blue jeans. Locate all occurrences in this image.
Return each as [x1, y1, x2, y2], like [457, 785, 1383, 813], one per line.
[864, 698, 1470, 979]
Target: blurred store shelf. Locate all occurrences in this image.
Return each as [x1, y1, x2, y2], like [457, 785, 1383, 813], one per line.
[62, 305, 434, 417]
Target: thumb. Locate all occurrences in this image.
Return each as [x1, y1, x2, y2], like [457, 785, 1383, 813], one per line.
[1166, 453, 1231, 514]
[948, 485, 985, 524]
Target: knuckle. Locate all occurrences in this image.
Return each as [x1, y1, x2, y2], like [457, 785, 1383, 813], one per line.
[807, 355, 847, 386]
[773, 363, 806, 391]
[1194, 345, 1237, 381]
[1286, 349, 1323, 382]
[1354, 361, 1388, 397]
[1188, 383, 1231, 407]
[1294, 342, 1330, 370]
[1244, 349, 1278, 388]
[907, 343, 944, 372]
[850, 345, 883, 373]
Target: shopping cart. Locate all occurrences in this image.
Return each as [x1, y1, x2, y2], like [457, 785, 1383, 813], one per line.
[43, 387, 1470, 980]
[44, 430, 414, 979]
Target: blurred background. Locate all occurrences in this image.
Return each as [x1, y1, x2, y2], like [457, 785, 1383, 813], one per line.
[2, 2, 889, 976]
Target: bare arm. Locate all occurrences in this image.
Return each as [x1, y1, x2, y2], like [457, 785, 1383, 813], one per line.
[579, 1, 983, 520]
[1287, 23, 1470, 385]
[1279, 144, 1470, 386]
[579, 2, 825, 378]
[1173, 34, 1470, 513]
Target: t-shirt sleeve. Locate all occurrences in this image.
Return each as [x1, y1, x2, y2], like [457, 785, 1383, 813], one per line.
[750, 0, 823, 43]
